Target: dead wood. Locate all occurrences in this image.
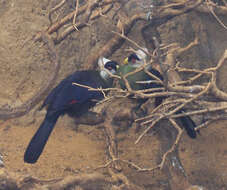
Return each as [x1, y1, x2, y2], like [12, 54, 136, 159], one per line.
[34, 0, 120, 42]
[33, 0, 205, 71]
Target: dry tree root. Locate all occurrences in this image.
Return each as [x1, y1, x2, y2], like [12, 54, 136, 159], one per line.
[48, 0, 67, 25]
[0, 1, 117, 120]
[104, 30, 226, 189]
[0, 167, 114, 190]
[85, 12, 147, 70]
[147, 0, 204, 23]
[60, 24, 227, 186]
[96, 109, 144, 190]
[96, 29, 227, 182]
[43, 173, 112, 190]
[34, 0, 119, 43]
[0, 0, 217, 119]
[132, 38, 227, 134]
[196, 0, 227, 30]
[86, 0, 204, 69]
[0, 1, 200, 122]
[34, 0, 205, 70]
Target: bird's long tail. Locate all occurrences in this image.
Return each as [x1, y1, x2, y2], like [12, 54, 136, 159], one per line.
[177, 109, 197, 138]
[153, 96, 197, 138]
[24, 114, 59, 164]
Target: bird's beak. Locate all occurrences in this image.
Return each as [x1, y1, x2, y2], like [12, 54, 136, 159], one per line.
[123, 57, 128, 64]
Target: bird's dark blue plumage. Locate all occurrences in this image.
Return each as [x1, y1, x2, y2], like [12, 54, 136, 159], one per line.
[24, 60, 119, 164]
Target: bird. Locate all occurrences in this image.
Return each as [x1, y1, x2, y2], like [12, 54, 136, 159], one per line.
[117, 49, 164, 106]
[117, 49, 197, 139]
[24, 58, 119, 164]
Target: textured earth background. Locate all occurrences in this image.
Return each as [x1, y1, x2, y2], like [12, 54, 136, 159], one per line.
[0, 0, 227, 189]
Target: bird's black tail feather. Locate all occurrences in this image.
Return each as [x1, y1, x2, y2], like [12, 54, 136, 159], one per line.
[153, 96, 197, 138]
[24, 114, 59, 164]
[177, 109, 197, 139]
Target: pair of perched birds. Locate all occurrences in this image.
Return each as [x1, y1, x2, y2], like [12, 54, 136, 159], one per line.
[24, 49, 197, 164]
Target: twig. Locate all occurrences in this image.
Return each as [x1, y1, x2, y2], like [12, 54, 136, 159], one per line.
[135, 72, 212, 144]
[72, 0, 80, 31]
[171, 105, 227, 119]
[55, 3, 113, 43]
[135, 116, 162, 144]
[106, 120, 184, 172]
[112, 31, 152, 58]
[48, 0, 66, 25]
[158, 119, 183, 169]
[195, 115, 227, 131]
[206, 0, 227, 29]
[72, 82, 124, 92]
[35, 0, 116, 42]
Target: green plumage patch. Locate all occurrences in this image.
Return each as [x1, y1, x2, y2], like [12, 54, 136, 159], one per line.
[116, 64, 152, 91]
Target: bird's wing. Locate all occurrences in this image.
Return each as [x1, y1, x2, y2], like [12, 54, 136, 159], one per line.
[40, 74, 75, 109]
[135, 48, 148, 61]
[47, 71, 103, 113]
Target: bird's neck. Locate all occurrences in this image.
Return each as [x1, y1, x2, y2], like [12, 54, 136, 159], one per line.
[100, 69, 115, 80]
[99, 69, 115, 87]
[100, 70, 109, 80]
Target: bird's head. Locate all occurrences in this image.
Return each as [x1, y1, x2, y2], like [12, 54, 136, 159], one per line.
[98, 57, 119, 80]
[104, 61, 119, 74]
[98, 57, 119, 73]
[123, 48, 148, 66]
[124, 53, 140, 65]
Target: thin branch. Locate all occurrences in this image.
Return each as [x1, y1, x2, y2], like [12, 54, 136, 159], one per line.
[72, 0, 80, 31]
[48, 0, 66, 25]
[206, 0, 227, 29]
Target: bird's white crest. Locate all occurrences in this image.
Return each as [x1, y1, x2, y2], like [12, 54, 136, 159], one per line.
[129, 48, 148, 68]
[135, 48, 148, 61]
[98, 57, 115, 80]
[98, 57, 111, 69]
[131, 48, 152, 70]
